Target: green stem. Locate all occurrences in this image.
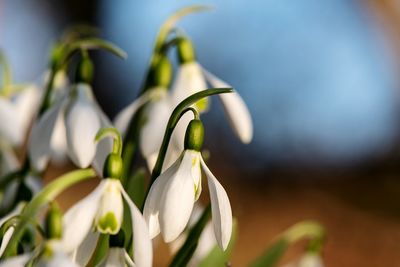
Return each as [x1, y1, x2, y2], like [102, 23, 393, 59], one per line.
[150, 88, 233, 185]
[95, 127, 123, 156]
[1, 168, 96, 258]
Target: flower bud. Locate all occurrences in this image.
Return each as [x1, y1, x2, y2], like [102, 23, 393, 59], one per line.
[184, 119, 204, 151]
[103, 153, 123, 179]
[76, 56, 94, 83]
[177, 37, 196, 64]
[44, 202, 63, 240]
[109, 230, 125, 248]
[149, 56, 172, 88]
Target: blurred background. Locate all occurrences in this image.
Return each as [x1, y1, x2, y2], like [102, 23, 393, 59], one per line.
[2, 0, 400, 266]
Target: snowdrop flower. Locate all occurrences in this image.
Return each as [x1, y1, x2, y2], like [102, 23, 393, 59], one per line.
[0, 84, 41, 146]
[0, 240, 80, 267]
[283, 253, 324, 267]
[60, 178, 152, 267]
[144, 119, 232, 250]
[28, 83, 112, 172]
[172, 37, 253, 145]
[0, 69, 67, 149]
[114, 56, 180, 170]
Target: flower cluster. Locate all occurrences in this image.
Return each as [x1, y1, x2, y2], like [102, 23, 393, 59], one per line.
[0, 5, 325, 267]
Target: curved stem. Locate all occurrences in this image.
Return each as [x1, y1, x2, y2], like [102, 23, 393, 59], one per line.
[150, 88, 232, 185]
[95, 127, 123, 156]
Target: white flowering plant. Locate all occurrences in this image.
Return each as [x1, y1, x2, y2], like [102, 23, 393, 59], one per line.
[0, 5, 326, 267]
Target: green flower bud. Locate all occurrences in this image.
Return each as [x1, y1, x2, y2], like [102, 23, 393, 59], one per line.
[177, 37, 196, 64]
[184, 119, 204, 151]
[44, 202, 63, 240]
[149, 56, 172, 88]
[76, 56, 94, 83]
[109, 230, 125, 248]
[103, 153, 123, 179]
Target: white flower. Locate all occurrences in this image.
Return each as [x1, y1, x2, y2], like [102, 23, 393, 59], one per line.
[283, 253, 324, 267]
[28, 83, 112, 172]
[144, 150, 232, 250]
[0, 85, 41, 146]
[60, 178, 152, 267]
[114, 87, 180, 170]
[172, 61, 253, 144]
[0, 241, 79, 267]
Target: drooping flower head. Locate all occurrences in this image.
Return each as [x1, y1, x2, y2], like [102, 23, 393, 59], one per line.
[60, 128, 152, 267]
[144, 118, 233, 250]
[29, 76, 112, 173]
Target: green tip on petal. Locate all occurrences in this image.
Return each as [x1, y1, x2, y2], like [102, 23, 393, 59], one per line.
[97, 212, 120, 234]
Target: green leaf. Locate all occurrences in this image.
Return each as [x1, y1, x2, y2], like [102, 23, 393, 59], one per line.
[249, 239, 289, 267]
[1, 168, 96, 258]
[169, 204, 211, 267]
[198, 219, 238, 267]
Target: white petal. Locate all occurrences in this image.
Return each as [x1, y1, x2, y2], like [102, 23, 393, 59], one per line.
[0, 254, 30, 267]
[203, 69, 253, 144]
[14, 85, 42, 136]
[72, 232, 99, 266]
[94, 179, 124, 234]
[200, 156, 232, 250]
[61, 181, 106, 252]
[159, 151, 197, 242]
[143, 156, 182, 238]
[113, 89, 155, 137]
[140, 95, 172, 159]
[65, 96, 100, 168]
[172, 62, 208, 112]
[0, 97, 22, 145]
[121, 186, 153, 267]
[28, 98, 66, 171]
[49, 110, 68, 165]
